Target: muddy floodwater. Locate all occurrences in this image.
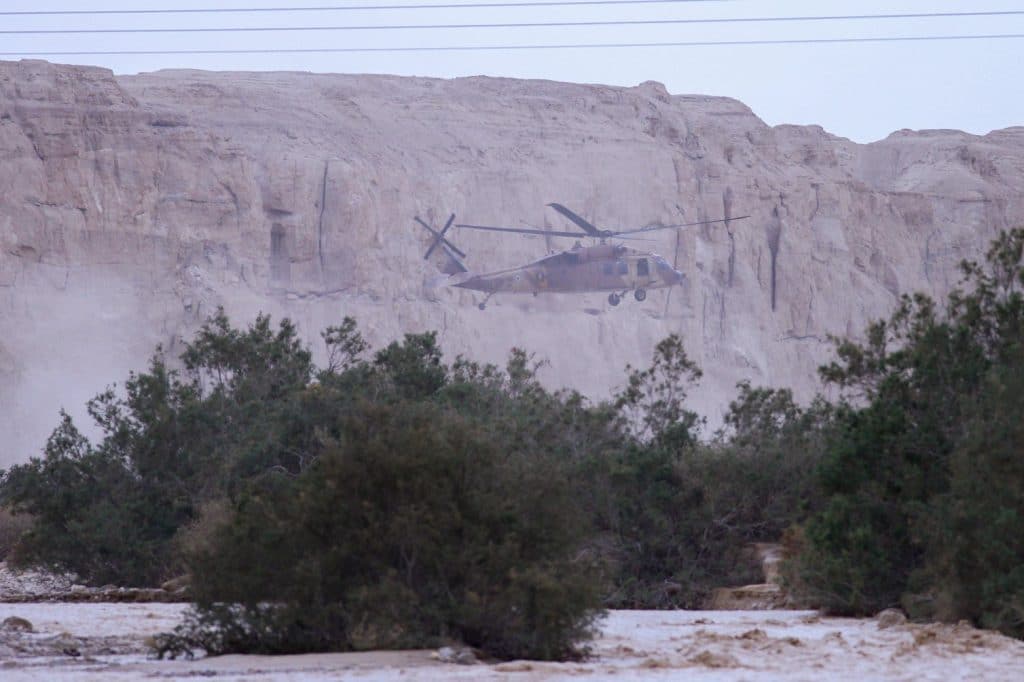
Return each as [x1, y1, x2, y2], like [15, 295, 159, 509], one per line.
[3, 603, 1024, 680]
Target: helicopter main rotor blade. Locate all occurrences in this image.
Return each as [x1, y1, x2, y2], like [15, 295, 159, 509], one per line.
[615, 215, 751, 236]
[613, 235, 658, 242]
[415, 215, 467, 259]
[456, 223, 585, 238]
[453, 213, 749, 240]
[546, 203, 603, 236]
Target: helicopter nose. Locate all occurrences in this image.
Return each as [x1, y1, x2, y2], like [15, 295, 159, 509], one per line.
[671, 268, 684, 284]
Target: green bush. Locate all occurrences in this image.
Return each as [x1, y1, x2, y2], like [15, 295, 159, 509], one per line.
[157, 397, 604, 661]
[0, 310, 316, 585]
[3, 315, 616, 660]
[596, 339, 830, 608]
[919, 342, 1024, 636]
[790, 229, 1024, 638]
[0, 507, 32, 561]
[1, 411, 184, 585]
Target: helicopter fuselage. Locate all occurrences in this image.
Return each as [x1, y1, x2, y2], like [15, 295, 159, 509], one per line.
[451, 243, 683, 295]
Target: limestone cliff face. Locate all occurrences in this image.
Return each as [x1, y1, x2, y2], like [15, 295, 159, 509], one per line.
[1, 59, 1022, 464]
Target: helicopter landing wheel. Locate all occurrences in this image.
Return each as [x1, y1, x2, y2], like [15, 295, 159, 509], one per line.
[608, 292, 621, 306]
[478, 302, 487, 311]
[634, 288, 647, 302]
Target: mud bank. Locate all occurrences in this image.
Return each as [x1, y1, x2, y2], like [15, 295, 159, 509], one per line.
[2, 605, 1022, 681]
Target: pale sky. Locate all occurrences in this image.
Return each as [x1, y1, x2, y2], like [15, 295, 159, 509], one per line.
[1, 0, 1021, 142]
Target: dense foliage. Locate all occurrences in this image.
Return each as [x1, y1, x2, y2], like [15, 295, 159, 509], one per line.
[2, 228, 1021, 654]
[158, 333, 616, 660]
[1, 313, 315, 585]
[162, 398, 603, 659]
[790, 228, 1024, 638]
[593, 338, 830, 608]
[2, 316, 623, 659]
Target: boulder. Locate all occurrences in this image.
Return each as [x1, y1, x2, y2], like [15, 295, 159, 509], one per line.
[160, 575, 191, 595]
[877, 608, 908, 629]
[432, 646, 478, 665]
[1, 615, 33, 632]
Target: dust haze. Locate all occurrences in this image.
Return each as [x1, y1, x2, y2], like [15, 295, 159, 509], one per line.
[1, 59, 1021, 465]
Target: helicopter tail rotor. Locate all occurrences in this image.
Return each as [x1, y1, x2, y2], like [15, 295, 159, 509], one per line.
[415, 213, 469, 274]
[416, 213, 464, 258]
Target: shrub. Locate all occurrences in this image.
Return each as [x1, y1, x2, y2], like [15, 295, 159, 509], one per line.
[0, 412, 183, 585]
[790, 228, 1024, 637]
[0, 310, 316, 585]
[157, 398, 604, 661]
[0, 507, 32, 561]
[919, 344, 1024, 637]
[600, 373, 830, 608]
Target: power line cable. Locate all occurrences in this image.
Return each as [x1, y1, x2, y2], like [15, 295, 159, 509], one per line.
[0, 0, 734, 16]
[3, 10, 1022, 33]
[3, 33, 1022, 56]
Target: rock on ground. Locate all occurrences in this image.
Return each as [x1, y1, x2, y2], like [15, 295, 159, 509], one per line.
[0, 562, 187, 603]
[0, 562, 75, 598]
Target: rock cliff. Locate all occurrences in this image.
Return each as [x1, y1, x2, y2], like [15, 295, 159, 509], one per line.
[2, 59, 1022, 465]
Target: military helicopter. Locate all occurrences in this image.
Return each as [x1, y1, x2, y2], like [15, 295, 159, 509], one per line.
[415, 203, 747, 310]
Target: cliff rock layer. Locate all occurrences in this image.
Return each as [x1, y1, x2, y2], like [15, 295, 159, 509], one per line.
[2, 59, 1022, 464]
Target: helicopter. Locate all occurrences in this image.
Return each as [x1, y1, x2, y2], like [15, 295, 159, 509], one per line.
[414, 203, 748, 310]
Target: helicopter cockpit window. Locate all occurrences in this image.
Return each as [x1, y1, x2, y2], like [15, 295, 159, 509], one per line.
[602, 262, 614, 276]
[617, 261, 628, 275]
[637, 258, 650, 277]
[564, 252, 582, 266]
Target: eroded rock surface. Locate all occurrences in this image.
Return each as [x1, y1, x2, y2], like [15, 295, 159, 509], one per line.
[2, 59, 1022, 464]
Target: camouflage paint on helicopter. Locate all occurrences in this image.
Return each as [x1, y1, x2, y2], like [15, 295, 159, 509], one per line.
[415, 203, 747, 310]
[451, 242, 682, 308]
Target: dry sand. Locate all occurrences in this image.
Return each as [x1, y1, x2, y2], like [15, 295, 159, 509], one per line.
[2, 604, 1023, 681]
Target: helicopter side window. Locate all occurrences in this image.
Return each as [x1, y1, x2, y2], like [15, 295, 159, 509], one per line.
[564, 252, 582, 266]
[637, 258, 650, 277]
[602, 262, 614, 276]
[617, 261, 628, 275]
